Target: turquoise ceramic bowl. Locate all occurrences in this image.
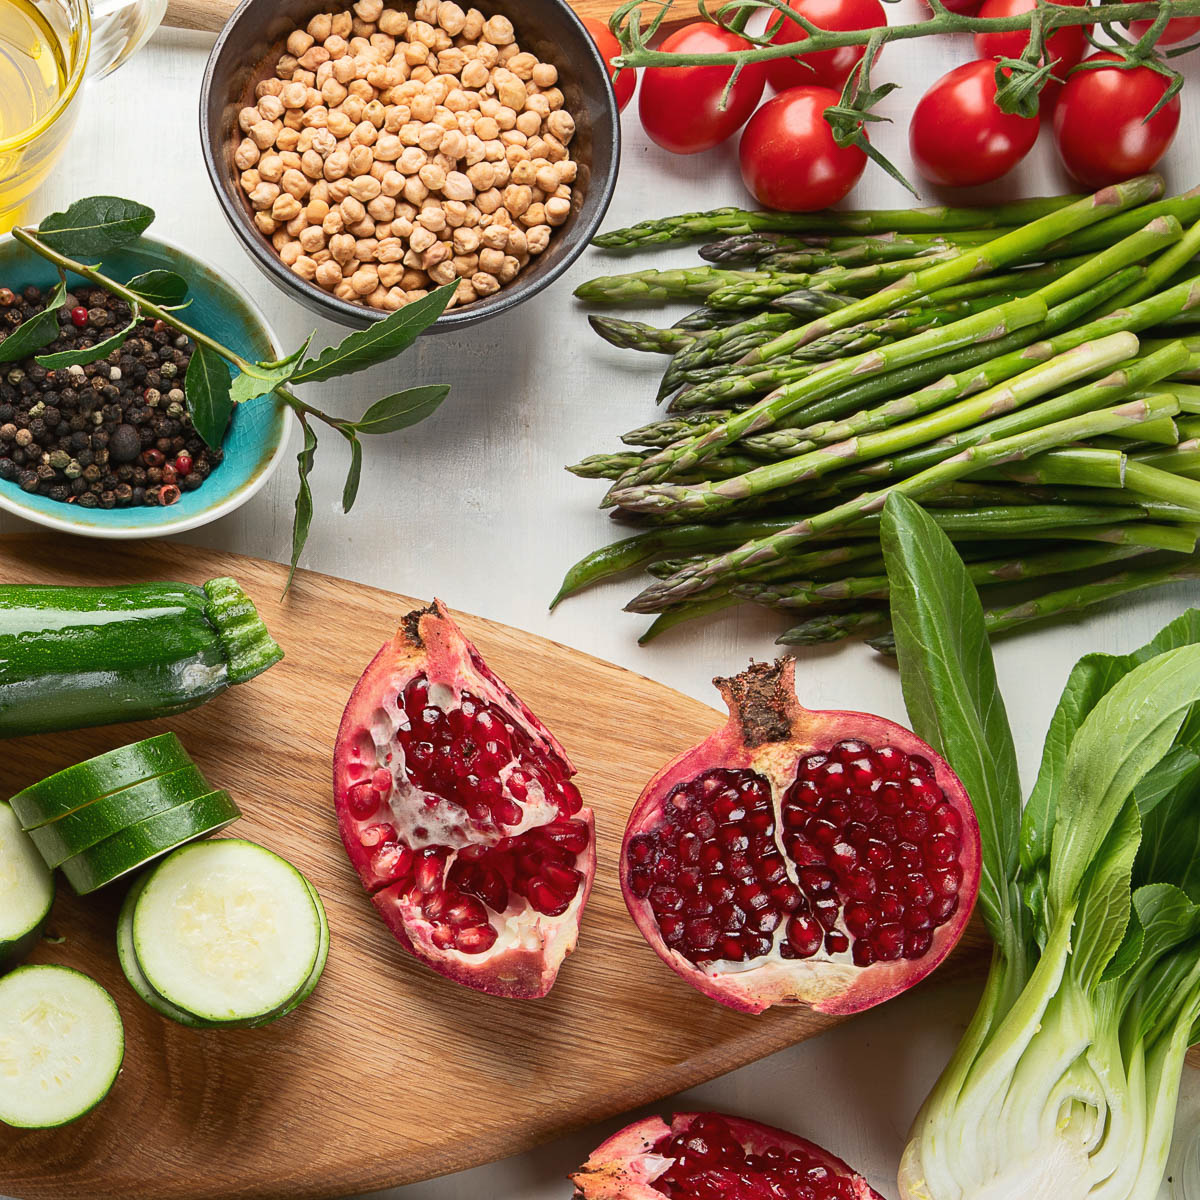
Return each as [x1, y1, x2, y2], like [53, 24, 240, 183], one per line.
[0, 234, 293, 538]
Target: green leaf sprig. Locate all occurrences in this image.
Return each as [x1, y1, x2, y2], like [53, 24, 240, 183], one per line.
[4, 196, 454, 590]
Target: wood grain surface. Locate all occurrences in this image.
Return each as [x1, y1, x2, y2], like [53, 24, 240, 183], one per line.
[163, 0, 701, 35]
[0, 535, 990, 1200]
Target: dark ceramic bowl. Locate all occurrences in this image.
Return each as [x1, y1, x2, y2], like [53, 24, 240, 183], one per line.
[200, 0, 620, 331]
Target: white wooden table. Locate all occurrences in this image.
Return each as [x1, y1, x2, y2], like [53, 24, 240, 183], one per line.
[6, 14, 1200, 1197]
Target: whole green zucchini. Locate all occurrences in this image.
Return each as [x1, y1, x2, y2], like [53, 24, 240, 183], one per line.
[0, 577, 283, 738]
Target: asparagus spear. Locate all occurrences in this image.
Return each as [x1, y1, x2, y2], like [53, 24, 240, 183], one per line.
[588, 316, 696, 354]
[1107, 214, 1200, 310]
[868, 557, 1200, 651]
[742, 541, 1154, 606]
[592, 196, 1083, 250]
[698, 229, 1015, 264]
[574, 267, 776, 305]
[568, 451, 763, 481]
[552, 527, 884, 606]
[612, 333, 1146, 516]
[637, 593, 743, 644]
[631, 391, 1182, 606]
[622, 414, 735, 447]
[777, 609, 890, 645]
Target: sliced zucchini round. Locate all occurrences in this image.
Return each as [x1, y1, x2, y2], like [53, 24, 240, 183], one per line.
[29, 765, 212, 869]
[0, 965, 124, 1128]
[118, 873, 329, 1030]
[132, 840, 323, 1023]
[0, 802, 54, 972]
[60, 790, 241, 896]
[11, 733, 193, 830]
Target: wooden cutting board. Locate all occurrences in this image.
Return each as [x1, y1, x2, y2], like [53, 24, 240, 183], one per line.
[164, 0, 702, 36]
[0, 535, 989, 1200]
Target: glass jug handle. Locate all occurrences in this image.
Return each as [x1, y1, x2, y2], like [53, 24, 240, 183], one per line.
[87, 0, 168, 79]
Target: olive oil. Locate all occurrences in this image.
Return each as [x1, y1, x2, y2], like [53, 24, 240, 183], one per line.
[0, 0, 66, 144]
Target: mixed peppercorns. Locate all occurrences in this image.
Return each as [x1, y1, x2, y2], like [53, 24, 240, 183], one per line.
[0, 285, 222, 509]
[235, 0, 578, 312]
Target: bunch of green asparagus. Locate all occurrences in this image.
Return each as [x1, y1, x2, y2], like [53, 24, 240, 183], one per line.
[557, 175, 1200, 647]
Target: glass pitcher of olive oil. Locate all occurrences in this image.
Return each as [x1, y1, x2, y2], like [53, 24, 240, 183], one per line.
[0, 0, 166, 230]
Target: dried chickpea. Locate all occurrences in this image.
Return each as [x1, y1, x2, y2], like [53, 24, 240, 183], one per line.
[234, 139, 260, 170]
[380, 263, 406, 287]
[257, 78, 284, 98]
[441, 171, 472, 201]
[315, 259, 343, 290]
[272, 192, 304, 222]
[334, 281, 357, 301]
[514, 110, 540, 137]
[330, 232, 356, 264]
[248, 180, 281, 209]
[291, 255, 318, 281]
[379, 7, 408, 34]
[350, 175, 383, 202]
[307, 12, 333, 40]
[545, 195, 570, 226]
[299, 224, 327, 253]
[348, 144, 374, 174]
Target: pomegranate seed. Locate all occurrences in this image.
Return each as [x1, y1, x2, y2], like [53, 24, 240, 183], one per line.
[875, 745, 907, 777]
[929, 893, 959, 922]
[359, 823, 395, 849]
[904, 774, 943, 810]
[719, 826, 750, 853]
[786, 914, 822, 957]
[845, 754, 880, 791]
[629, 866, 652, 897]
[904, 874, 935, 907]
[716, 903, 747, 932]
[769, 882, 803, 912]
[843, 867, 877, 902]
[677, 831, 702, 864]
[706, 877, 735, 904]
[544, 820, 590, 855]
[844, 902, 875, 937]
[749, 907, 781, 935]
[905, 929, 934, 959]
[713, 792, 747, 824]
[874, 924, 905, 961]
[431, 924, 455, 948]
[688, 809, 717, 838]
[799, 866, 836, 894]
[491, 797, 522, 826]
[925, 832, 959, 867]
[719, 936, 746, 961]
[907, 754, 935, 778]
[685, 917, 719, 953]
[447, 895, 488, 927]
[347, 782, 379, 821]
[899, 810, 930, 840]
[455, 924, 498, 954]
[825, 931, 849, 954]
[933, 864, 963, 896]
[798, 753, 828, 781]
[743, 933, 772, 958]
[831, 739, 869, 762]
[813, 897, 840, 929]
[372, 842, 412, 884]
[683, 893, 713, 918]
[542, 862, 581, 898]
[876, 893, 903, 923]
[659, 913, 684, 946]
[554, 779, 583, 816]
[903, 906, 932, 931]
[528, 878, 569, 916]
[852, 940, 876, 967]
[650, 885, 684, 914]
[876, 781, 905, 814]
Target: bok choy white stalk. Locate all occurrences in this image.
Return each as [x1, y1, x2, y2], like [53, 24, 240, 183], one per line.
[881, 491, 1200, 1200]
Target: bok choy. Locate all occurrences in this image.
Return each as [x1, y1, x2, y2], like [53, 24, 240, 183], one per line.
[882, 491, 1200, 1200]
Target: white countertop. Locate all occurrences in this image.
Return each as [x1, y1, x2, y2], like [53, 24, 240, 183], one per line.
[5, 14, 1200, 1198]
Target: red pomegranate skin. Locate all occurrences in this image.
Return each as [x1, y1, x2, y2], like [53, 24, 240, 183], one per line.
[620, 660, 981, 1016]
[334, 600, 596, 999]
[570, 1111, 885, 1199]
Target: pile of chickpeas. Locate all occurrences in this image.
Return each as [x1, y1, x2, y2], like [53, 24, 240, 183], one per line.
[234, 0, 579, 312]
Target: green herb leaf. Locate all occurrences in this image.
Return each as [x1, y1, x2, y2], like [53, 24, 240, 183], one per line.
[125, 270, 188, 307]
[342, 435, 363, 513]
[285, 421, 318, 595]
[36, 307, 140, 369]
[1069, 797, 1139, 992]
[881, 493, 1024, 956]
[38, 197, 154, 257]
[1048, 644, 1200, 919]
[351, 383, 450, 435]
[185, 342, 235, 450]
[291, 282, 457, 385]
[0, 281, 67, 365]
[228, 335, 314, 407]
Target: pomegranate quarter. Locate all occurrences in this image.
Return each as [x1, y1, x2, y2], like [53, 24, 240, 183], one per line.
[570, 1111, 884, 1199]
[621, 660, 979, 1014]
[334, 601, 595, 999]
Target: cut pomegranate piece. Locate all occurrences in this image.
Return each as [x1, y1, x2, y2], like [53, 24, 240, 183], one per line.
[620, 659, 979, 1015]
[570, 1111, 884, 1199]
[333, 600, 595, 999]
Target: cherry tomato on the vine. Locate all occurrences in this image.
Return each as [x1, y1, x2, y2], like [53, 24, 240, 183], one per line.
[1127, 15, 1200, 43]
[739, 86, 867, 211]
[1052, 51, 1181, 186]
[638, 23, 768, 154]
[581, 17, 636, 111]
[909, 60, 1040, 187]
[973, 0, 1087, 74]
[765, 0, 887, 93]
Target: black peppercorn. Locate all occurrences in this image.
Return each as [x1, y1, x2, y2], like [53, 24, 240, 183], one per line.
[109, 423, 141, 464]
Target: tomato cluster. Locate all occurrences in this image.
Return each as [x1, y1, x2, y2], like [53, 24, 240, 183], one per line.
[582, 0, 1184, 211]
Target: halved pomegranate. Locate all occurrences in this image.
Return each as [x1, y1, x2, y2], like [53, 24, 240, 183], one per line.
[570, 1111, 884, 1199]
[621, 659, 979, 1015]
[333, 600, 595, 999]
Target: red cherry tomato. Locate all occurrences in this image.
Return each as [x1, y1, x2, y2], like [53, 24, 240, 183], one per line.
[1052, 51, 1181, 186]
[908, 60, 1040, 187]
[765, 0, 887, 93]
[924, 0, 982, 15]
[1128, 15, 1200, 43]
[638, 23, 768, 154]
[973, 0, 1087, 72]
[738, 85, 867, 211]
[581, 17, 636, 111]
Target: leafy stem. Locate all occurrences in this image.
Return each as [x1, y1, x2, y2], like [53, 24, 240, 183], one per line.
[6, 198, 455, 593]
